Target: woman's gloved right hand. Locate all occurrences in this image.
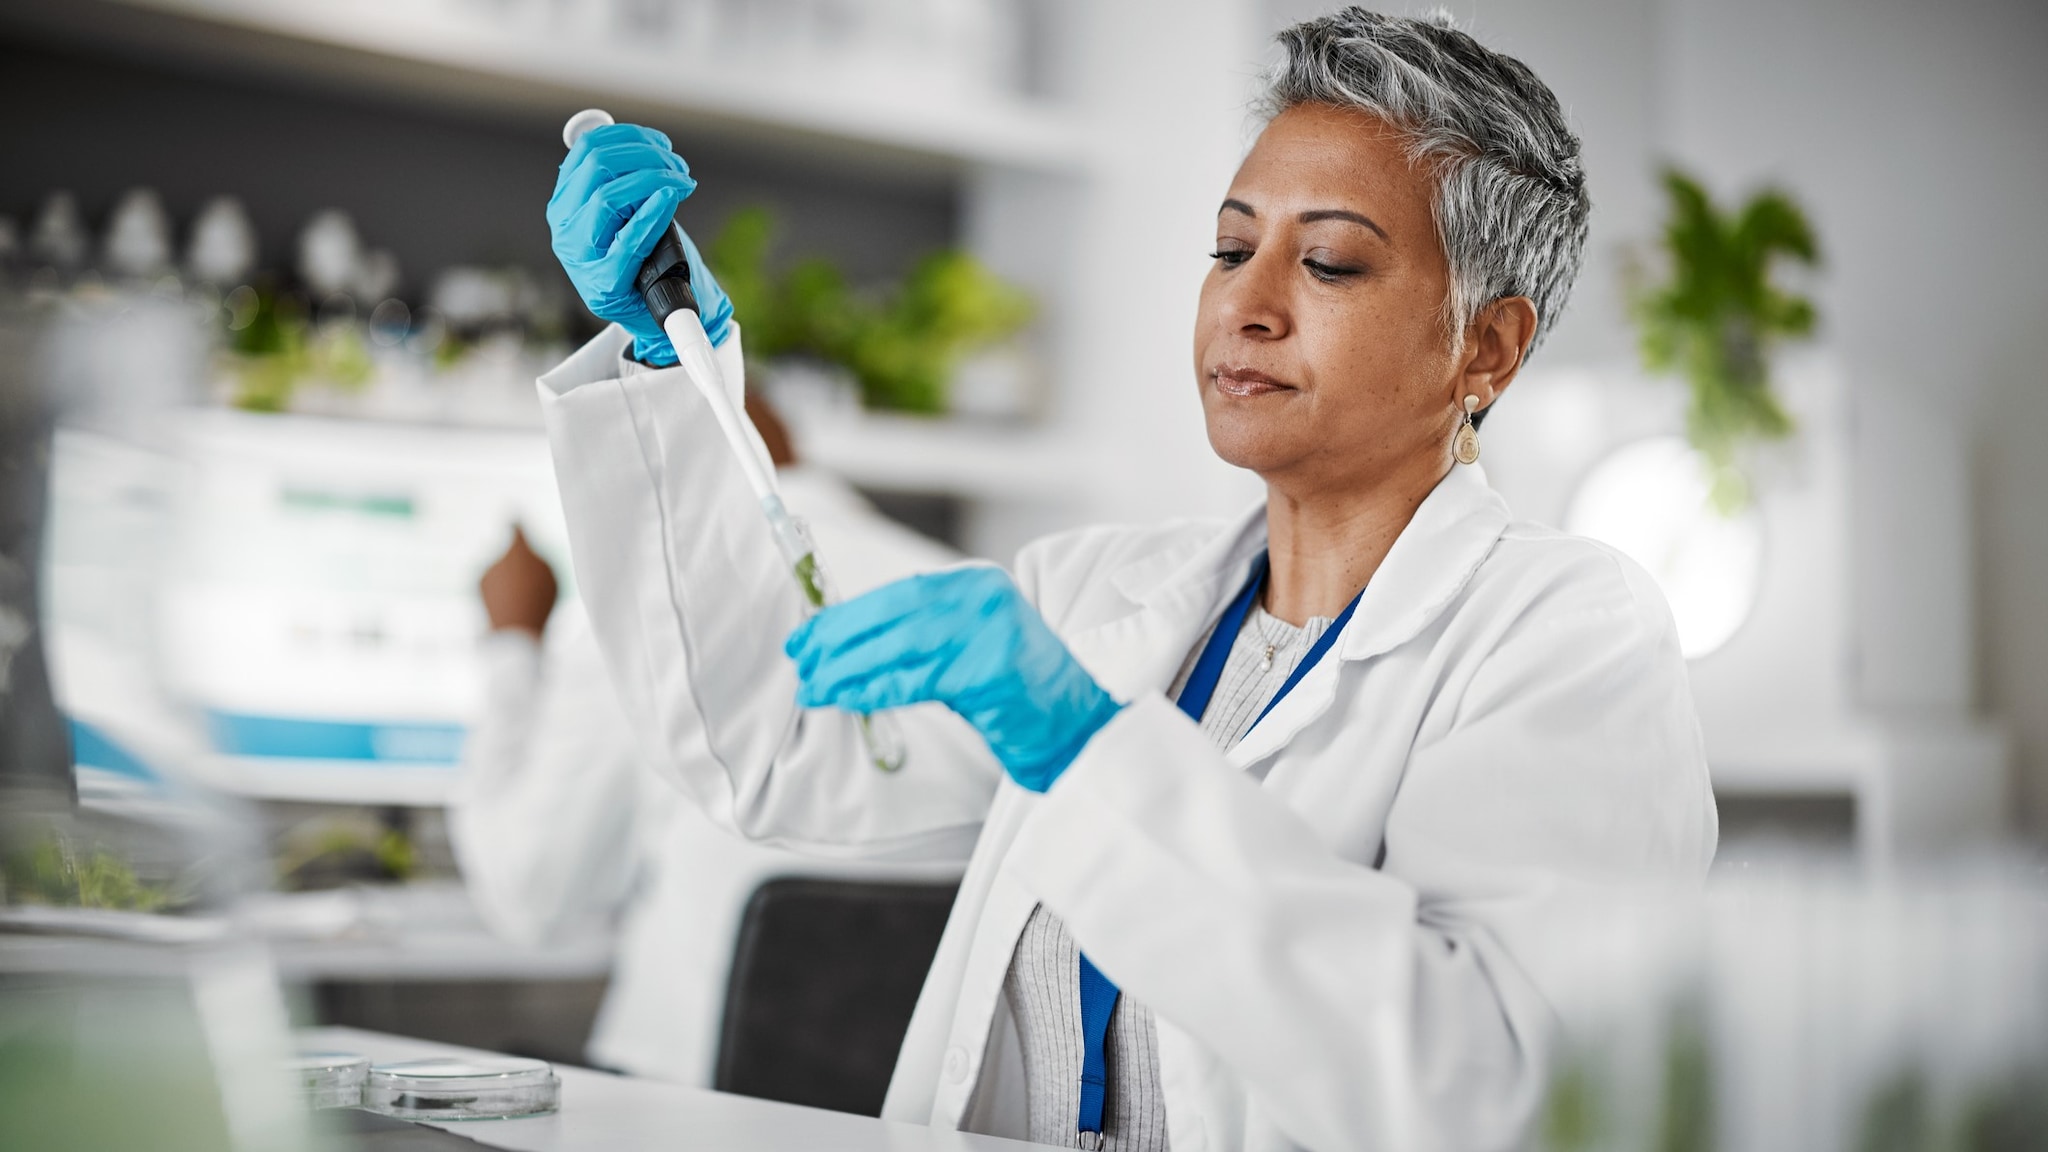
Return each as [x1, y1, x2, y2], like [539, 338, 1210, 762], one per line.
[546, 122, 733, 364]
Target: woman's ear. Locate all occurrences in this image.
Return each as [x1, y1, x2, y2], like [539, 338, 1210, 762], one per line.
[1455, 296, 1539, 414]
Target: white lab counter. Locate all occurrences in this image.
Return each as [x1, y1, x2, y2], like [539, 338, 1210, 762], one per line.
[301, 1026, 1048, 1152]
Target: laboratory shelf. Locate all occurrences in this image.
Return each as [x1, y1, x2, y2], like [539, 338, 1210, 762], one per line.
[791, 410, 1093, 503]
[1703, 718, 2008, 865]
[8, 0, 1081, 173]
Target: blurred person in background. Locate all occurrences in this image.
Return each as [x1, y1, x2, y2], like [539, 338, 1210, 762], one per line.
[539, 7, 1715, 1150]
[447, 394, 964, 1087]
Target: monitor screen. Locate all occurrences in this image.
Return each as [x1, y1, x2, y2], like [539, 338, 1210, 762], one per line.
[51, 411, 575, 804]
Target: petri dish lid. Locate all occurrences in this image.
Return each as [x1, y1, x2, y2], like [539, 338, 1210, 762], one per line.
[288, 1051, 369, 1109]
[364, 1056, 560, 1121]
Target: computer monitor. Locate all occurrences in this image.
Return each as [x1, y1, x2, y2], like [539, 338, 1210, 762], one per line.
[54, 410, 575, 805]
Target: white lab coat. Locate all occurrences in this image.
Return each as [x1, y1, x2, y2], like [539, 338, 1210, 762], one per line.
[447, 465, 966, 1087]
[538, 325, 1718, 1151]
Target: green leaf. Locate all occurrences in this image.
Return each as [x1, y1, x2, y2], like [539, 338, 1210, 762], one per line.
[1958, 1067, 2048, 1152]
[1539, 1057, 1605, 1151]
[704, 206, 784, 355]
[1629, 167, 1821, 513]
[1855, 1066, 1934, 1152]
[3, 833, 178, 912]
[1656, 1006, 1715, 1152]
[1734, 190, 1820, 269]
[794, 552, 828, 609]
[700, 207, 1035, 414]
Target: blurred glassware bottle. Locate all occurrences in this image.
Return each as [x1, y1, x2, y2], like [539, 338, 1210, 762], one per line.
[186, 197, 259, 288]
[430, 265, 517, 333]
[0, 216, 21, 285]
[103, 188, 176, 282]
[353, 248, 401, 303]
[295, 209, 362, 300]
[29, 191, 91, 276]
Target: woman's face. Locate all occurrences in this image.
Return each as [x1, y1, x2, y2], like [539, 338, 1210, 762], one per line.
[1194, 103, 1500, 494]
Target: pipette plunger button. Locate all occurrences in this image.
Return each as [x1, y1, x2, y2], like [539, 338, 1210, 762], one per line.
[561, 108, 616, 148]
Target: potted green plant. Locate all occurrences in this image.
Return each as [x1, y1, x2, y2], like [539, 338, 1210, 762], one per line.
[1629, 169, 1820, 513]
[705, 207, 1034, 416]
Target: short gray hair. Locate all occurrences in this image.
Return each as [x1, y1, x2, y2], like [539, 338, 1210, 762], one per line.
[1257, 8, 1590, 354]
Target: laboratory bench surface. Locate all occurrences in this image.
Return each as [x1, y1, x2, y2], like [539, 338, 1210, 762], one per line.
[301, 1026, 1052, 1152]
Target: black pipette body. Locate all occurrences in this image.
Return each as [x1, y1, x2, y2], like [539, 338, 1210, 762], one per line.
[634, 224, 699, 330]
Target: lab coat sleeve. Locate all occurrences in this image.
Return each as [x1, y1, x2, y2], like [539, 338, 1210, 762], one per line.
[446, 625, 641, 947]
[536, 325, 1000, 860]
[1004, 571, 1714, 1151]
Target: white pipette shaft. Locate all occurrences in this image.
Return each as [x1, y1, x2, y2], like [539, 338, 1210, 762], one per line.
[665, 309, 905, 772]
[664, 314, 815, 575]
[666, 313, 779, 501]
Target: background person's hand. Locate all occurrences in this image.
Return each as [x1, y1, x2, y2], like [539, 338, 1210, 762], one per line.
[546, 122, 734, 364]
[480, 525, 559, 637]
[784, 567, 1121, 792]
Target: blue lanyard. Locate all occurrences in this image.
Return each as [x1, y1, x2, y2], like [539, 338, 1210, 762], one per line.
[1074, 551, 1362, 1142]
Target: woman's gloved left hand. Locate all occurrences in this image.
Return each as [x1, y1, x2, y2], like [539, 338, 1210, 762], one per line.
[785, 567, 1121, 792]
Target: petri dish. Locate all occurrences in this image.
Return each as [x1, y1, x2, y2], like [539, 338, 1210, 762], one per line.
[288, 1051, 370, 1109]
[363, 1057, 560, 1121]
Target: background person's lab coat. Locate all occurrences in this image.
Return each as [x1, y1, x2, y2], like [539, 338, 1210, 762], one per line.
[448, 464, 966, 1087]
[535, 325, 1717, 1150]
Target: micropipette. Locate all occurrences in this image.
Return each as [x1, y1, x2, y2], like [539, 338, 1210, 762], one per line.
[561, 109, 906, 773]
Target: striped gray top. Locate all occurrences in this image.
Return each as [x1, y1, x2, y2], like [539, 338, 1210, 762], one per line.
[1002, 603, 1334, 1150]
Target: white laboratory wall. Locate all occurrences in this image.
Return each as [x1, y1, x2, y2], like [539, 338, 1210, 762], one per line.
[1655, 0, 2039, 711]
[1060, 0, 1269, 528]
[1981, 357, 2048, 833]
[953, 0, 1269, 565]
[1458, 0, 1660, 368]
[1654, 0, 2048, 831]
[893, 0, 1270, 566]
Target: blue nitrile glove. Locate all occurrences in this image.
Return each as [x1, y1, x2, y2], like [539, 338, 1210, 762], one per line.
[784, 567, 1122, 792]
[546, 122, 734, 365]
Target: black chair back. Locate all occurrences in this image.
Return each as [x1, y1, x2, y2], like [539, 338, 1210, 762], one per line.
[714, 877, 959, 1116]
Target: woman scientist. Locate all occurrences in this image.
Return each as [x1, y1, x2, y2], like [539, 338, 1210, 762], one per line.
[538, 8, 1715, 1151]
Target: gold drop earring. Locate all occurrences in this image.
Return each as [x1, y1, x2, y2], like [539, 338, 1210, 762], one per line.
[1454, 394, 1481, 465]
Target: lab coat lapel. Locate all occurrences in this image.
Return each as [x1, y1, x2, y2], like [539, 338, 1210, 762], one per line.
[1063, 506, 1268, 702]
[1062, 466, 1507, 772]
[1227, 464, 1511, 773]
